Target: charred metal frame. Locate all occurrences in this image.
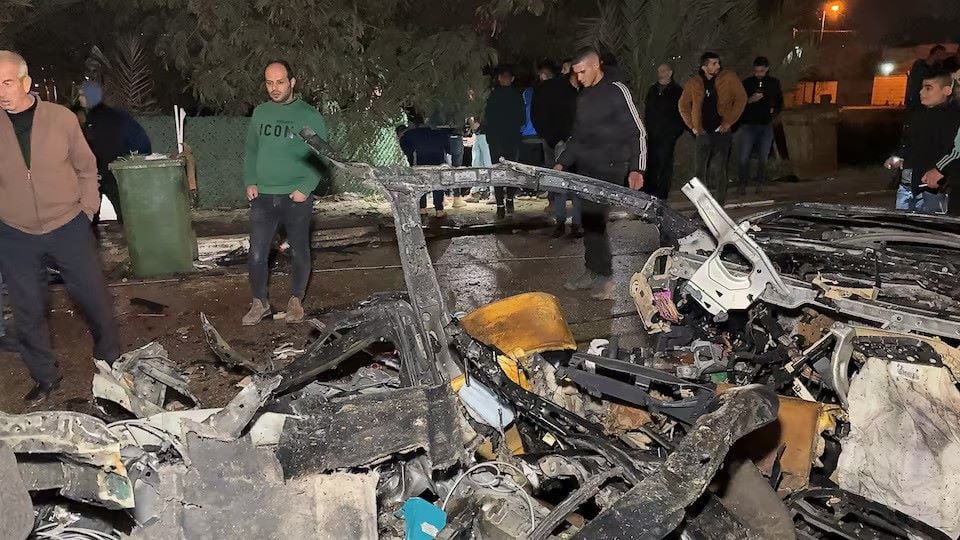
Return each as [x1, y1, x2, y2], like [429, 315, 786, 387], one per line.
[312, 154, 708, 381]
[374, 161, 707, 379]
[273, 294, 441, 393]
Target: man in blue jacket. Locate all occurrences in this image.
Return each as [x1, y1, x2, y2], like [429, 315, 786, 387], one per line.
[79, 81, 151, 223]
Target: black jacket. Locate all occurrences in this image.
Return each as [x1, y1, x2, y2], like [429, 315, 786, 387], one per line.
[644, 81, 684, 139]
[483, 86, 525, 147]
[532, 77, 577, 147]
[740, 76, 784, 125]
[894, 101, 960, 194]
[558, 77, 648, 174]
[84, 104, 151, 172]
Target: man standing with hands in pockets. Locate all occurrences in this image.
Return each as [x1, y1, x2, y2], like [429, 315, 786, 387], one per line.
[242, 60, 328, 326]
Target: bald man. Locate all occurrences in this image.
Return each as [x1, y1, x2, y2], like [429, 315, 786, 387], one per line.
[0, 50, 120, 402]
[242, 60, 328, 326]
[555, 46, 648, 300]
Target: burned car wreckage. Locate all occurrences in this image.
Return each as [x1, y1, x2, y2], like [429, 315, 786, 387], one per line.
[2, 135, 959, 539]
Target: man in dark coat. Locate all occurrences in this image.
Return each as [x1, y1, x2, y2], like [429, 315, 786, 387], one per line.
[483, 64, 526, 219]
[643, 63, 684, 200]
[79, 81, 151, 223]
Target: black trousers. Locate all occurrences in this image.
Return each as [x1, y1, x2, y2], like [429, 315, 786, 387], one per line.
[646, 133, 681, 200]
[99, 170, 123, 223]
[578, 161, 629, 277]
[695, 132, 733, 205]
[248, 194, 313, 302]
[0, 213, 121, 385]
[488, 139, 519, 207]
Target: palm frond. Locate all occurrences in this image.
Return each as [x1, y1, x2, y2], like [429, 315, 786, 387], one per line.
[107, 35, 159, 113]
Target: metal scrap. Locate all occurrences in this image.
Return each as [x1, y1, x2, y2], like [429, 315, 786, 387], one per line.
[0, 443, 33, 540]
[276, 384, 467, 476]
[200, 312, 274, 373]
[93, 342, 200, 418]
[576, 385, 779, 538]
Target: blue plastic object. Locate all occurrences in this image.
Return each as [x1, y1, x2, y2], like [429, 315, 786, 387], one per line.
[396, 497, 447, 539]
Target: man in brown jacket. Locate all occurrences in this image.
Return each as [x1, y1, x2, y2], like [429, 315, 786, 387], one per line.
[679, 51, 747, 204]
[0, 51, 120, 402]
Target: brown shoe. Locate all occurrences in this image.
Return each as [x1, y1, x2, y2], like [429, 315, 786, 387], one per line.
[241, 299, 271, 326]
[285, 297, 305, 324]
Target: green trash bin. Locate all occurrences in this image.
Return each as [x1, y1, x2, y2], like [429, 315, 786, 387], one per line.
[108, 157, 197, 277]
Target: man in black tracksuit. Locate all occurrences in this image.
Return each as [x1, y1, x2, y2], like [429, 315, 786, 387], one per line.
[644, 63, 684, 200]
[556, 47, 647, 300]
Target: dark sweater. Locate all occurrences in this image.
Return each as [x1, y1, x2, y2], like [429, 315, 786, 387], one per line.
[895, 101, 960, 194]
[558, 76, 648, 173]
[741, 76, 784, 125]
[398, 126, 448, 166]
[483, 86, 525, 147]
[644, 81, 684, 138]
[6, 96, 38, 165]
[84, 103, 152, 172]
[532, 77, 577, 147]
[701, 75, 722, 132]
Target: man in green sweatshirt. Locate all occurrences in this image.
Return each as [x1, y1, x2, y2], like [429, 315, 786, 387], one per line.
[242, 60, 328, 325]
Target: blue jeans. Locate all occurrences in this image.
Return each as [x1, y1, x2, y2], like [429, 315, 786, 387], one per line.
[895, 184, 946, 213]
[554, 193, 583, 226]
[738, 124, 775, 185]
[472, 134, 492, 167]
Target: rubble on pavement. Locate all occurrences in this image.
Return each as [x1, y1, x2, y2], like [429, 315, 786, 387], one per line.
[1, 147, 958, 539]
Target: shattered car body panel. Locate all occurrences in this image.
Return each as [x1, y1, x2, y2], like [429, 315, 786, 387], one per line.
[92, 342, 201, 418]
[788, 488, 951, 540]
[459, 292, 577, 361]
[201, 313, 275, 373]
[744, 203, 960, 334]
[275, 385, 467, 476]
[680, 178, 800, 316]
[0, 411, 135, 510]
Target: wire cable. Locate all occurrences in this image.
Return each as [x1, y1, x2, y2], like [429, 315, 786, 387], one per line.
[440, 461, 537, 535]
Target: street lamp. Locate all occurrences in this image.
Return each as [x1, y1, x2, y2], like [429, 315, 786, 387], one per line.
[820, 2, 843, 43]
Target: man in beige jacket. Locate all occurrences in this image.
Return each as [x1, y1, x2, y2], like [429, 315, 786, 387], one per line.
[679, 51, 747, 204]
[0, 51, 120, 402]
